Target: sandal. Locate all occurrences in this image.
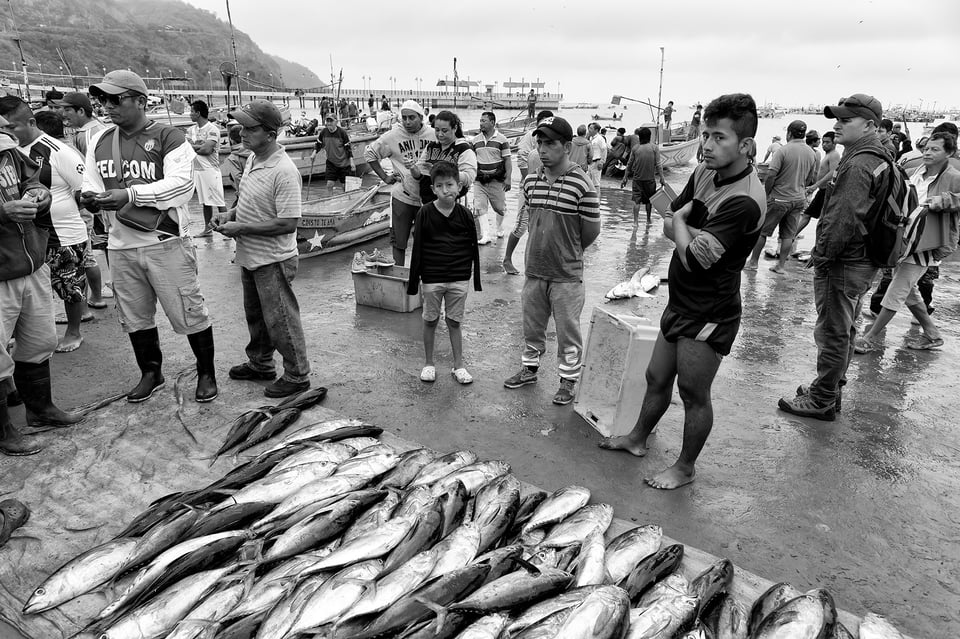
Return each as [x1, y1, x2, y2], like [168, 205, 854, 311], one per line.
[0, 499, 30, 547]
[451, 368, 473, 385]
[87, 300, 108, 309]
[906, 335, 944, 350]
[420, 365, 436, 382]
[854, 337, 884, 354]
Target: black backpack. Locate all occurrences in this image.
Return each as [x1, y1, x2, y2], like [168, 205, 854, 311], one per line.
[850, 149, 921, 267]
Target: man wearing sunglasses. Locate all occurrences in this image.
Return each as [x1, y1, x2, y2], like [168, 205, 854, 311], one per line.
[779, 93, 890, 421]
[80, 70, 218, 404]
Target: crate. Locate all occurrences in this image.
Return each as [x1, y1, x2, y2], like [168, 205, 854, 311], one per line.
[575, 307, 660, 438]
[352, 266, 422, 313]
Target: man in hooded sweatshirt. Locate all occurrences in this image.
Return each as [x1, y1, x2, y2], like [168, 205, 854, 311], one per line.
[568, 124, 591, 172]
[364, 99, 436, 267]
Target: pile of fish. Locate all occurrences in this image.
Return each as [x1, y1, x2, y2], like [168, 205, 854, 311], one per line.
[22, 417, 906, 639]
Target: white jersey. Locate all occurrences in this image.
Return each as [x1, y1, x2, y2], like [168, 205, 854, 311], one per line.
[187, 121, 222, 172]
[20, 133, 87, 247]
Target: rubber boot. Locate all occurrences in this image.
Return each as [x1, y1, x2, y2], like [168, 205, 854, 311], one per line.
[127, 328, 165, 403]
[187, 326, 218, 403]
[0, 392, 41, 456]
[13, 360, 82, 428]
[476, 214, 492, 245]
[1, 377, 20, 407]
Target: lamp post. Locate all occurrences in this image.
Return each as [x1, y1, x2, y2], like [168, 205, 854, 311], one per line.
[38, 62, 42, 77]
[84, 65, 89, 79]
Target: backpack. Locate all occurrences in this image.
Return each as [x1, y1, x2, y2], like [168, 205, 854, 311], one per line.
[852, 149, 921, 267]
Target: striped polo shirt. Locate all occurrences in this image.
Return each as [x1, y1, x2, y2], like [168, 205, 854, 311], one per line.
[235, 146, 302, 269]
[522, 164, 600, 282]
[472, 129, 510, 179]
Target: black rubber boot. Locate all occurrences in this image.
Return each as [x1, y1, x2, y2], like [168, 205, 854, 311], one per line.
[13, 360, 82, 428]
[128, 328, 165, 403]
[187, 326, 218, 403]
[0, 392, 41, 456]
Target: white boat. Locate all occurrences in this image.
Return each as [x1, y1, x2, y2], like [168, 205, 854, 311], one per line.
[658, 138, 700, 168]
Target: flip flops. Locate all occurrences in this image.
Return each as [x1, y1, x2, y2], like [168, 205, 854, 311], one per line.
[451, 368, 473, 385]
[906, 335, 944, 350]
[87, 300, 108, 309]
[55, 337, 84, 353]
[420, 365, 436, 382]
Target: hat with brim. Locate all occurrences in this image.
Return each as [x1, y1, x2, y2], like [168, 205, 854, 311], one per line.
[824, 93, 882, 123]
[229, 99, 284, 132]
[533, 116, 573, 143]
[53, 92, 92, 110]
[89, 70, 149, 97]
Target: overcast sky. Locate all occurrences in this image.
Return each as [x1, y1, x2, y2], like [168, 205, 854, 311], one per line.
[181, 0, 960, 112]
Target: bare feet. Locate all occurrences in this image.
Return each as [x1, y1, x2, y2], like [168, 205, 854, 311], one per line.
[769, 264, 786, 274]
[743, 262, 758, 272]
[55, 335, 83, 353]
[502, 260, 519, 275]
[598, 435, 648, 457]
[646, 462, 695, 489]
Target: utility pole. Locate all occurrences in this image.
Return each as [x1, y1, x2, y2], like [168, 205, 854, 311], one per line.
[655, 47, 665, 144]
[7, 0, 30, 101]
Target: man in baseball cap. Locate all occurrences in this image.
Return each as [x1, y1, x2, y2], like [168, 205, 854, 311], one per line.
[823, 93, 882, 124]
[89, 70, 149, 98]
[229, 99, 285, 133]
[778, 91, 890, 421]
[503, 114, 599, 407]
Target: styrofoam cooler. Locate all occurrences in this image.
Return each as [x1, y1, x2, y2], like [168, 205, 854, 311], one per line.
[575, 307, 660, 437]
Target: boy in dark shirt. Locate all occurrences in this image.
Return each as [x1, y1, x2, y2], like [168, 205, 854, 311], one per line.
[407, 161, 481, 385]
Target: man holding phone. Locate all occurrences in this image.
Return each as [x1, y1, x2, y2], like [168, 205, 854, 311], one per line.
[80, 70, 218, 404]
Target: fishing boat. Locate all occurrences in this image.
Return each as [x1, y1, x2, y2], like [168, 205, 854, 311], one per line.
[658, 138, 700, 168]
[297, 182, 393, 258]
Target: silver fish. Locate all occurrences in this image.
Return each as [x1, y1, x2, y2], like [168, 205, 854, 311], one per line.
[454, 613, 510, 639]
[341, 489, 401, 544]
[432, 460, 512, 496]
[506, 585, 601, 635]
[522, 485, 591, 534]
[166, 579, 248, 639]
[748, 582, 803, 636]
[429, 522, 482, 578]
[100, 565, 238, 639]
[604, 525, 662, 584]
[268, 441, 357, 474]
[541, 503, 614, 548]
[225, 551, 332, 621]
[637, 572, 690, 609]
[307, 515, 417, 572]
[212, 462, 340, 512]
[553, 584, 631, 639]
[394, 485, 437, 518]
[409, 450, 479, 488]
[377, 448, 439, 490]
[252, 472, 374, 530]
[333, 451, 402, 478]
[472, 479, 520, 554]
[285, 560, 383, 637]
[751, 589, 837, 639]
[513, 608, 573, 639]
[255, 573, 333, 639]
[451, 567, 573, 613]
[335, 436, 382, 451]
[340, 548, 439, 624]
[261, 418, 365, 453]
[701, 593, 748, 639]
[22, 537, 139, 614]
[627, 589, 699, 639]
[574, 529, 607, 587]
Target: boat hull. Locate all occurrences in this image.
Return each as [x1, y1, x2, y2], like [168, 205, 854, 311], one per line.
[658, 138, 699, 168]
[296, 185, 393, 258]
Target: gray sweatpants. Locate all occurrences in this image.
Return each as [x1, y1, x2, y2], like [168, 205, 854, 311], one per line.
[520, 277, 585, 381]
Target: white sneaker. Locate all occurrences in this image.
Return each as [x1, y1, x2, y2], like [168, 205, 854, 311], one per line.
[351, 252, 367, 273]
[477, 236, 492, 245]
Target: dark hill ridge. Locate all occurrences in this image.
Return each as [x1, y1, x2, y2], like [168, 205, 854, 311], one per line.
[0, 0, 324, 90]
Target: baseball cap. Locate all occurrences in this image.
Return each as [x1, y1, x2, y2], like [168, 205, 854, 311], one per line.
[805, 129, 820, 141]
[324, 114, 336, 121]
[824, 94, 882, 123]
[399, 99, 425, 117]
[230, 100, 284, 132]
[787, 120, 807, 138]
[533, 116, 573, 143]
[89, 70, 149, 97]
[52, 92, 92, 110]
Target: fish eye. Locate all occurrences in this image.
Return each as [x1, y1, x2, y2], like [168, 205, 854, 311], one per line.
[35, 587, 45, 595]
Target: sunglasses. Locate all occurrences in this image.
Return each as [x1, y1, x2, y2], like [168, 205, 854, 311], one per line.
[97, 93, 138, 107]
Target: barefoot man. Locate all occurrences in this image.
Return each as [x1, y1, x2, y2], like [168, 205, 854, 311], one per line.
[599, 93, 765, 489]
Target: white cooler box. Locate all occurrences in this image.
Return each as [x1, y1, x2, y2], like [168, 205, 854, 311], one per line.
[575, 307, 659, 437]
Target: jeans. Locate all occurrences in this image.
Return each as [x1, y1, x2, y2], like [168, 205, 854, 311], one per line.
[521, 277, 585, 381]
[241, 257, 310, 384]
[810, 260, 877, 405]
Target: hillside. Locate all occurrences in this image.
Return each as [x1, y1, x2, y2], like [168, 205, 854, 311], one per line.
[0, 0, 324, 91]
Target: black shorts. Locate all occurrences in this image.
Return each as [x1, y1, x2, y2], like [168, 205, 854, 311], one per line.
[660, 307, 740, 356]
[325, 162, 352, 184]
[632, 179, 657, 205]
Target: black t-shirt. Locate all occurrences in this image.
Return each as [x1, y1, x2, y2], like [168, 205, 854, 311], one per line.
[417, 202, 477, 283]
[666, 165, 765, 322]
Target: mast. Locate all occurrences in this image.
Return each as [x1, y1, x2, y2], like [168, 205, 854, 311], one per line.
[225, 0, 242, 103]
[453, 57, 458, 109]
[7, 0, 30, 102]
[655, 47, 664, 144]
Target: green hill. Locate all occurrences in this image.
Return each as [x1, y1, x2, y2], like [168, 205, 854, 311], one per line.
[0, 0, 324, 92]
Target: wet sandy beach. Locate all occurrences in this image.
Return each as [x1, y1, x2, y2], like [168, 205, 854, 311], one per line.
[2, 165, 958, 637]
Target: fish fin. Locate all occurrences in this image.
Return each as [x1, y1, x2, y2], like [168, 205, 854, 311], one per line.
[413, 597, 448, 630]
[514, 555, 542, 575]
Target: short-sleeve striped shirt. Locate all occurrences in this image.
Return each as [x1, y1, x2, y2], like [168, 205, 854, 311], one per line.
[522, 164, 600, 282]
[235, 146, 302, 270]
[472, 129, 511, 176]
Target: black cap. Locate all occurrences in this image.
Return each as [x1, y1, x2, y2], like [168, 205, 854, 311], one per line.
[533, 116, 573, 143]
